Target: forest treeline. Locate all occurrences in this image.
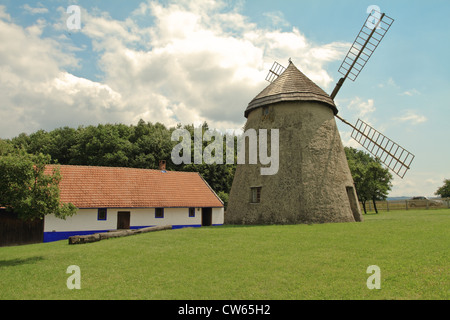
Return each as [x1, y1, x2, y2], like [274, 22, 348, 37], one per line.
[1, 119, 393, 212]
[2, 120, 236, 206]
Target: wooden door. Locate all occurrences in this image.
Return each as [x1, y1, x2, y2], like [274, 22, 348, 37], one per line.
[117, 211, 130, 229]
[346, 187, 361, 222]
[201, 208, 212, 226]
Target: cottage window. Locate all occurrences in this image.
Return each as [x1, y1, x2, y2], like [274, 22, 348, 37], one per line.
[250, 187, 262, 203]
[97, 208, 107, 220]
[155, 208, 164, 218]
[189, 207, 196, 217]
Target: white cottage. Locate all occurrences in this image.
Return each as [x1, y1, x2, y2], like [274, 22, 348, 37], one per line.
[43, 165, 224, 242]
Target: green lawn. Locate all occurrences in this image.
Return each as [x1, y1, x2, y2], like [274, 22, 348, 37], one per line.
[0, 209, 448, 300]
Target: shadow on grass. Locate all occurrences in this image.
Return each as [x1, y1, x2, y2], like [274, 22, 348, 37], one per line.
[0, 256, 44, 268]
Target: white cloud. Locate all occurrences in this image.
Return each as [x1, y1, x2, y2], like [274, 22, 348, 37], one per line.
[378, 77, 398, 88]
[0, 13, 124, 136]
[347, 97, 376, 118]
[0, 17, 76, 82]
[378, 77, 421, 97]
[338, 97, 379, 148]
[401, 89, 420, 96]
[339, 131, 360, 149]
[0, 5, 11, 21]
[22, 3, 49, 15]
[263, 11, 290, 27]
[80, 0, 349, 129]
[390, 171, 444, 198]
[395, 111, 427, 125]
[0, 0, 350, 138]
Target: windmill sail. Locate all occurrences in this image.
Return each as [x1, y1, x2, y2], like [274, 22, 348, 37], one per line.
[330, 10, 394, 99]
[265, 61, 286, 83]
[340, 117, 414, 178]
[338, 11, 394, 82]
[263, 11, 413, 178]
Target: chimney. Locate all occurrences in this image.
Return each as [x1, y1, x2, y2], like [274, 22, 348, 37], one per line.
[159, 160, 166, 171]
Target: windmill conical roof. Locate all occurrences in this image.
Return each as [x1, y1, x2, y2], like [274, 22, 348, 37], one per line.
[245, 62, 338, 118]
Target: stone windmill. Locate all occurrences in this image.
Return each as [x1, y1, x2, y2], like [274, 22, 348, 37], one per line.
[226, 9, 414, 225]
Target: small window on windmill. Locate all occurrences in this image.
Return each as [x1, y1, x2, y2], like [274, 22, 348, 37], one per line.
[262, 106, 270, 120]
[250, 187, 262, 204]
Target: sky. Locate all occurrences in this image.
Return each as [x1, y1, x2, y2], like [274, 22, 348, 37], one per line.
[0, 0, 449, 198]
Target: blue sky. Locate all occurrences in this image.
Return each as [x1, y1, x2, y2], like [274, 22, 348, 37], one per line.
[0, 0, 449, 197]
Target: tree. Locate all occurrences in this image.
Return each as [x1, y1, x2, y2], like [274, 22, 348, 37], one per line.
[129, 120, 174, 169]
[345, 147, 393, 214]
[364, 160, 393, 213]
[69, 124, 133, 167]
[0, 146, 76, 221]
[180, 123, 237, 195]
[435, 179, 450, 198]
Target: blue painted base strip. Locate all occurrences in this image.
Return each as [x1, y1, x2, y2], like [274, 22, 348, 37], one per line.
[172, 224, 201, 229]
[43, 224, 224, 243]
[130, 226, 154, 230]
[43, 230, 110, 243]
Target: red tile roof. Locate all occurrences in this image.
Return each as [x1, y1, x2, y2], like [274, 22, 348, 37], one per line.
[46, 165, 223, 209]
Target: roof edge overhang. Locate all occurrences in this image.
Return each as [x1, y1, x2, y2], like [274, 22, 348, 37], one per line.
[75, 206, 224, 209]
[245, 93, 339, 118]
[244, 62, 339, 118]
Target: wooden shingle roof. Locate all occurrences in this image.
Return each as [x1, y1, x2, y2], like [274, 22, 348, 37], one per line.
[245, 62, 338, 117]
[47, 165, 223, 209]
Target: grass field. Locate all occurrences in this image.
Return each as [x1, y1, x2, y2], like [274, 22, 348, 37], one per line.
[0, 209, 448, 300]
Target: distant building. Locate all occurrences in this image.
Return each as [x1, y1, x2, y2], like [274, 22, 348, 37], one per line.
[1, 164, 224, 246]
[43, 165, 224, 242]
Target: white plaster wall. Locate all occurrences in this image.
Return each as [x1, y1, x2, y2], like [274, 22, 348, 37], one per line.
[212, 207, 224, 225]
[44, 209, 117, 232]
[131, 208, 201, 227]
[44, 207, 224, 232]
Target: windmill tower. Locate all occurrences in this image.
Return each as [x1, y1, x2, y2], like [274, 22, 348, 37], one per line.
[226, 61, 362, 224]
[226, 9, 414, 225]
